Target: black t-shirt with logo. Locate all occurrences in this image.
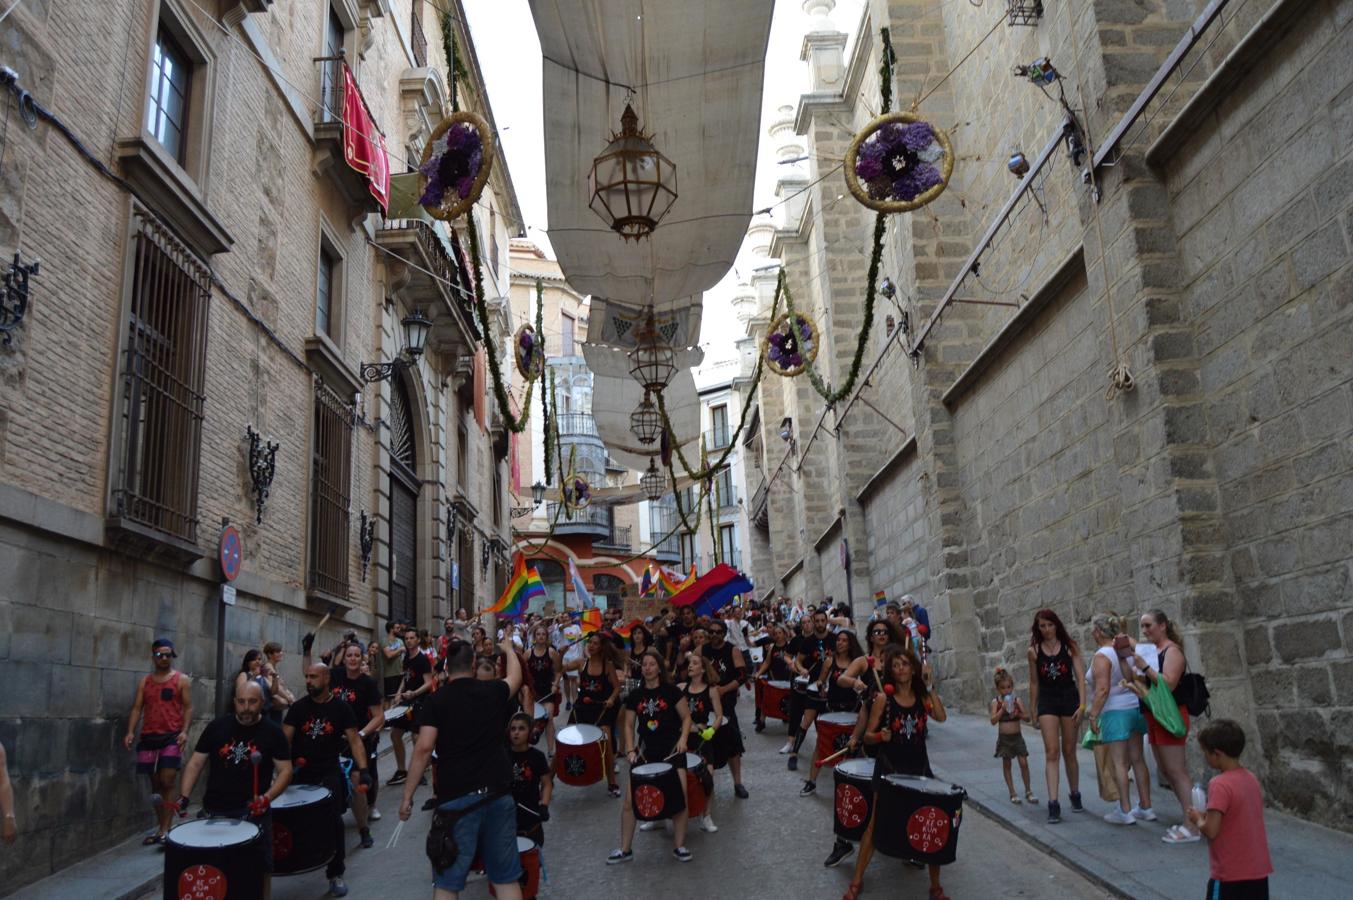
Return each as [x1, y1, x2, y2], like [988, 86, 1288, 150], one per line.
[798, 632, 832, 678]
[624, 682, 685, 753]
[402, 651, 433, 693]
[284, 695, 357, 777]
[508, 746, 550, 815]
[194, 714, 290, 812]
[426, 678, 513, 800]
[330, 669, 382, 733]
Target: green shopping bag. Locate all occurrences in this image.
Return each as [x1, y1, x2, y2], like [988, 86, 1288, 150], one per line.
[1144, 676, 1186, 737]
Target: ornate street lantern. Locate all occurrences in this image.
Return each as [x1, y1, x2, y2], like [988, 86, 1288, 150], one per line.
[361, 308, 433, 382]
[588, 104, 678, 241]
[630, 392, 663, 445]
[641, 459, 667, 502]
[627, 309, 676, 393]
[531, 480, 546, 505]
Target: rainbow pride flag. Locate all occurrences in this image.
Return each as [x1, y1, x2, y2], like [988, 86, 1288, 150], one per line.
[487, 556, 545, 619]
[874, 590, 888, 607]
[612, 619, 643, 642]
[575, 608, 603, 634]
[640, 567, 654, 597]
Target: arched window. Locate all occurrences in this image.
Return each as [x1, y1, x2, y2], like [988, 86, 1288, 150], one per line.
[593, 573, 624, 611]
[388, 379, 418, 625]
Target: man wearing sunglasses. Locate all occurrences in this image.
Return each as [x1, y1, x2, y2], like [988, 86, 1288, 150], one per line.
[123, 637, 193, 845]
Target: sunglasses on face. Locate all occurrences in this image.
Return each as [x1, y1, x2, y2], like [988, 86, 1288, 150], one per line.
[154, 652, 173, 658]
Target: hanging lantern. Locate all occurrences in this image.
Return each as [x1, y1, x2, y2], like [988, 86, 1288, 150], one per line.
[630, 392, 663, 445]
[640, 459, 667, 502]
[588, 104, 678, 241]
[627, 309, 677, 393]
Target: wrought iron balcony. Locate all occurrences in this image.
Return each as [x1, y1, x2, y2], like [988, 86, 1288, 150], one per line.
[556, 413, 600, 437]
[750, 477, 768, 529]
[707, 549, 743, 571]
[546, 502, 611, 538]
[313, 54, 385, 217]
[595, 524, 633, 552]
[374, 217, 479, 357]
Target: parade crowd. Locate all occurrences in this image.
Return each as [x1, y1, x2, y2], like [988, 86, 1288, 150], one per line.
[97, 594, 1273, 900]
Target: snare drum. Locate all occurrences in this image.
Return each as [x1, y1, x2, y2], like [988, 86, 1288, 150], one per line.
[874, 774, 967, 865]
[271, 784, 334, 875]
[814, 712, 859, 765]
[683, 752, 713, 818]
[554, 724, 607, 786]
[759, 679, 792, 722]
[164, 818, 265, 900]
[792, 675, 810, 694]
[383, 704, 411, 728]
[488, 836, 541, 900]
[832, 758, 876, 842]
[630, 762, 686, 821]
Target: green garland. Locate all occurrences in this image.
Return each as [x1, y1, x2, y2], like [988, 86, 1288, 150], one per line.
[879, 27, 896, 116]
[784, 210, 886, 406]
[441, 13, 470, 112]
[464, 210, 543, 434]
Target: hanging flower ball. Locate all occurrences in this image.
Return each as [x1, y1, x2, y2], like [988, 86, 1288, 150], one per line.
[844, 112, 954, 213]
[418, 111, 495, 221]
[562, 474, 592, 511]
[514, 324, 545, 379]
[763, 311, 819, 378]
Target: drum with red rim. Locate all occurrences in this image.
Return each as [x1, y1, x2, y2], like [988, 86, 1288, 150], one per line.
[832, 758, 876, 842]
[553, 724, 607, 786]
[164, 817, 264, 900]
[489, 836, 541, 900]
[630, 762, 685, 821]
[271, 784, 334, 875]
[683, 752, 713, 818]
[759, 679, 792, 722]
[874, 774, 967, 865]
[814, 712, 859, 766]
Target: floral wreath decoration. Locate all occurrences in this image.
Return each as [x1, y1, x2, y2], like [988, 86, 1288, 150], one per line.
[561, 474, 592, 511]
[514, 324, 545, 379]
[843, 112, 954, 213]
[418, 111, 495, 221]
[763, 311, 819, 378]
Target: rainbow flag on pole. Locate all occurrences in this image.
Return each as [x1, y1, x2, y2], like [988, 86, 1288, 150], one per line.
[874, 590, 888, 607]
[487, 556, 545, 619]
[575, 608, 603, 634]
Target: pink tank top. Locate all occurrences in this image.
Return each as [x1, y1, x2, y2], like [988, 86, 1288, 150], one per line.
[142, 671, 184, 735]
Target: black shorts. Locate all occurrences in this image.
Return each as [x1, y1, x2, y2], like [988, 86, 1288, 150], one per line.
[1037, 694, 1080, 718]
[1206, 878, 1268, 900]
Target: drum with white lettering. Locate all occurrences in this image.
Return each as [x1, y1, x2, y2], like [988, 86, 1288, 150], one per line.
[630, 762, 686, 821]
[832, 758, 876, 842]
[873, 774, 966, 865]
[163, 817, 264, 900]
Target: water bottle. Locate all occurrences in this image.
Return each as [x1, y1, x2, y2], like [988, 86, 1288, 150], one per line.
[1002, 693, 1015, 715]
[1190, 783, 1207, 812]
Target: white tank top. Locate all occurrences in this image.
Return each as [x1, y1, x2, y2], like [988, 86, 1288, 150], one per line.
[1091, 646, 1139, 712]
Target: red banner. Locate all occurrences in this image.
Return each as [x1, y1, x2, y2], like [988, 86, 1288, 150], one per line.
[341, 64, 389, 212]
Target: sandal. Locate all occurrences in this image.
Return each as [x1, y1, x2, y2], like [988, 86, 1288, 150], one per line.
[1162, 824, 1201, 844]
[1009, 794, 1022, 804]
[1025, 790, 1038, 803]
[142, 833, 161, 846]
[842, 881, 863, 900]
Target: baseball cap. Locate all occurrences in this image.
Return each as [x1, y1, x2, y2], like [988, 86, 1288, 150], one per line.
[152, 637, 177, 657]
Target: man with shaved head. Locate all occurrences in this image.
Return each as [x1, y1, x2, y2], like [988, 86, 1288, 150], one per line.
[177, 678, 292, 899]
[283, 662, 369, 897]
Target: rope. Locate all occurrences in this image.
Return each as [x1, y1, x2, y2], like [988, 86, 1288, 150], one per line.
[912, 14, 1005, 111]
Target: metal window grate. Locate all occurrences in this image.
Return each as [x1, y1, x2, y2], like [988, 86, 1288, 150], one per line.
[112, 211, 211, 544]
[309, 380, 354, 598]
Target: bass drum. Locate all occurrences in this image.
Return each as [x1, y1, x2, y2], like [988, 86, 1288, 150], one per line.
[554, 724, 607, 787]
[832, 758, 876, 842]
[271, 784, 334, 875]
[630, 762, 685, 822]
[164, 817, 264, 900]
[873, 774, 967, 865]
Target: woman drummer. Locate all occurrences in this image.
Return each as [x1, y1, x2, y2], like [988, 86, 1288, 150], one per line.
[753, 624, 795, 739]
[565, 632, 623, 796]
[843, 643, 949, 900]
[608, 649, 693, 865]
[525, 624, 562, 755]
[802, 629, 867, 795]
[678, 653, 724, 834]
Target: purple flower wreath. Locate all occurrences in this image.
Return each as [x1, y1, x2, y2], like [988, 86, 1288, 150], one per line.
[766, 314, 816, 373]
[419, 121, 484, 208]
[564, 476, 591, 509]
[853, 120, 946, 204]
[515, 325, 543, 377]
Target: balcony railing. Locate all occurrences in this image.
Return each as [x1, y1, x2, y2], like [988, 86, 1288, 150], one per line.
[313, 53, 385, 216]
[374, 217, 479, 354]
[750, 477, 768, 529]
[714, 484, 738, 510]
[595, 524, 632, 552]
[705, 427, 731, 450]
[707, 549, 743, 571]
[411, 9, 427, 67]
[556, 413, 599, 437]
[546, 502, 611, 537]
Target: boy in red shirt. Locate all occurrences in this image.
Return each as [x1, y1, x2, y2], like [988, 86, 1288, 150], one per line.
[1187, 719, 1272, 900]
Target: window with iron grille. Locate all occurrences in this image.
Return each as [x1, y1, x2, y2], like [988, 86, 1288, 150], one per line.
[308, 380, 354, 599]
[111, 210, 211, 547]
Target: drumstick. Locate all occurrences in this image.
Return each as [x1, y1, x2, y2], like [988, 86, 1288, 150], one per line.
[814, 744, 854, 768]
[249, 751, 262, 802]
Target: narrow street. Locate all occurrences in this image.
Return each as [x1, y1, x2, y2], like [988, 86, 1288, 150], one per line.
[257, 701, 1102, 900]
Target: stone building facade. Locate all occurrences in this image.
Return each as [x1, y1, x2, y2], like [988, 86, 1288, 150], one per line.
[743, 0, 1353, 830]
[0, 0, 519, 889]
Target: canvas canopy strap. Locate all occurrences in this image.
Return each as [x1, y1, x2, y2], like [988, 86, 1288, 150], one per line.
[529, 0, 773, 304]
[586, 297, 703, 351]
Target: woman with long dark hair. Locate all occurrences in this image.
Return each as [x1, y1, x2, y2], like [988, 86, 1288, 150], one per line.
[843, 643, 948, 900]
[1027, 609, 1085, 824]
[801, 630, 867, 795]
[565, 632, 623, 796]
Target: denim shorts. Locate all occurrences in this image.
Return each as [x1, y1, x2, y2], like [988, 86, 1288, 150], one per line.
[1098, 707, 1147, 743]
[431, 792, 522, 892]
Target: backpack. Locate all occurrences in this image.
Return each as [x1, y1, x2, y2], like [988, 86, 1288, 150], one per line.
[1176, 671, 1210, 717]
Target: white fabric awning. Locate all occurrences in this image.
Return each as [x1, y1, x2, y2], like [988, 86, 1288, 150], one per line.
[585, 341, 704, 472]
[529, 0, 773, 305]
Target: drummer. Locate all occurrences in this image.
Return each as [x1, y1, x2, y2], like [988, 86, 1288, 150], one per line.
[753, 624, 794, 735]
[802, 630, 867, 796]
[843, 643, 949, 900]
[608, 649, 693, 865]
[388, 628, 435, 787]
[677, 654, 723, 833]
[787, 609, 833, 772]
[176, 680, 292, 900]
[564, 633, 623, 796]
[524, 626, 562, 755]
[283, 663, 371, 898]
[507, 712, 553, 847]
[331, 642, 386, 841]
[702, 621, 750, 799]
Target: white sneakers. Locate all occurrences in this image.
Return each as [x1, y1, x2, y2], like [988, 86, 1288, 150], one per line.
[778, 741, 792, 754]
[368, 808, 381, 821]
[639, 821, 662, 832]
[1130, 804, 1158, 821]
[699, 815, 718, 833]
[1103, 807, 1137, 825]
